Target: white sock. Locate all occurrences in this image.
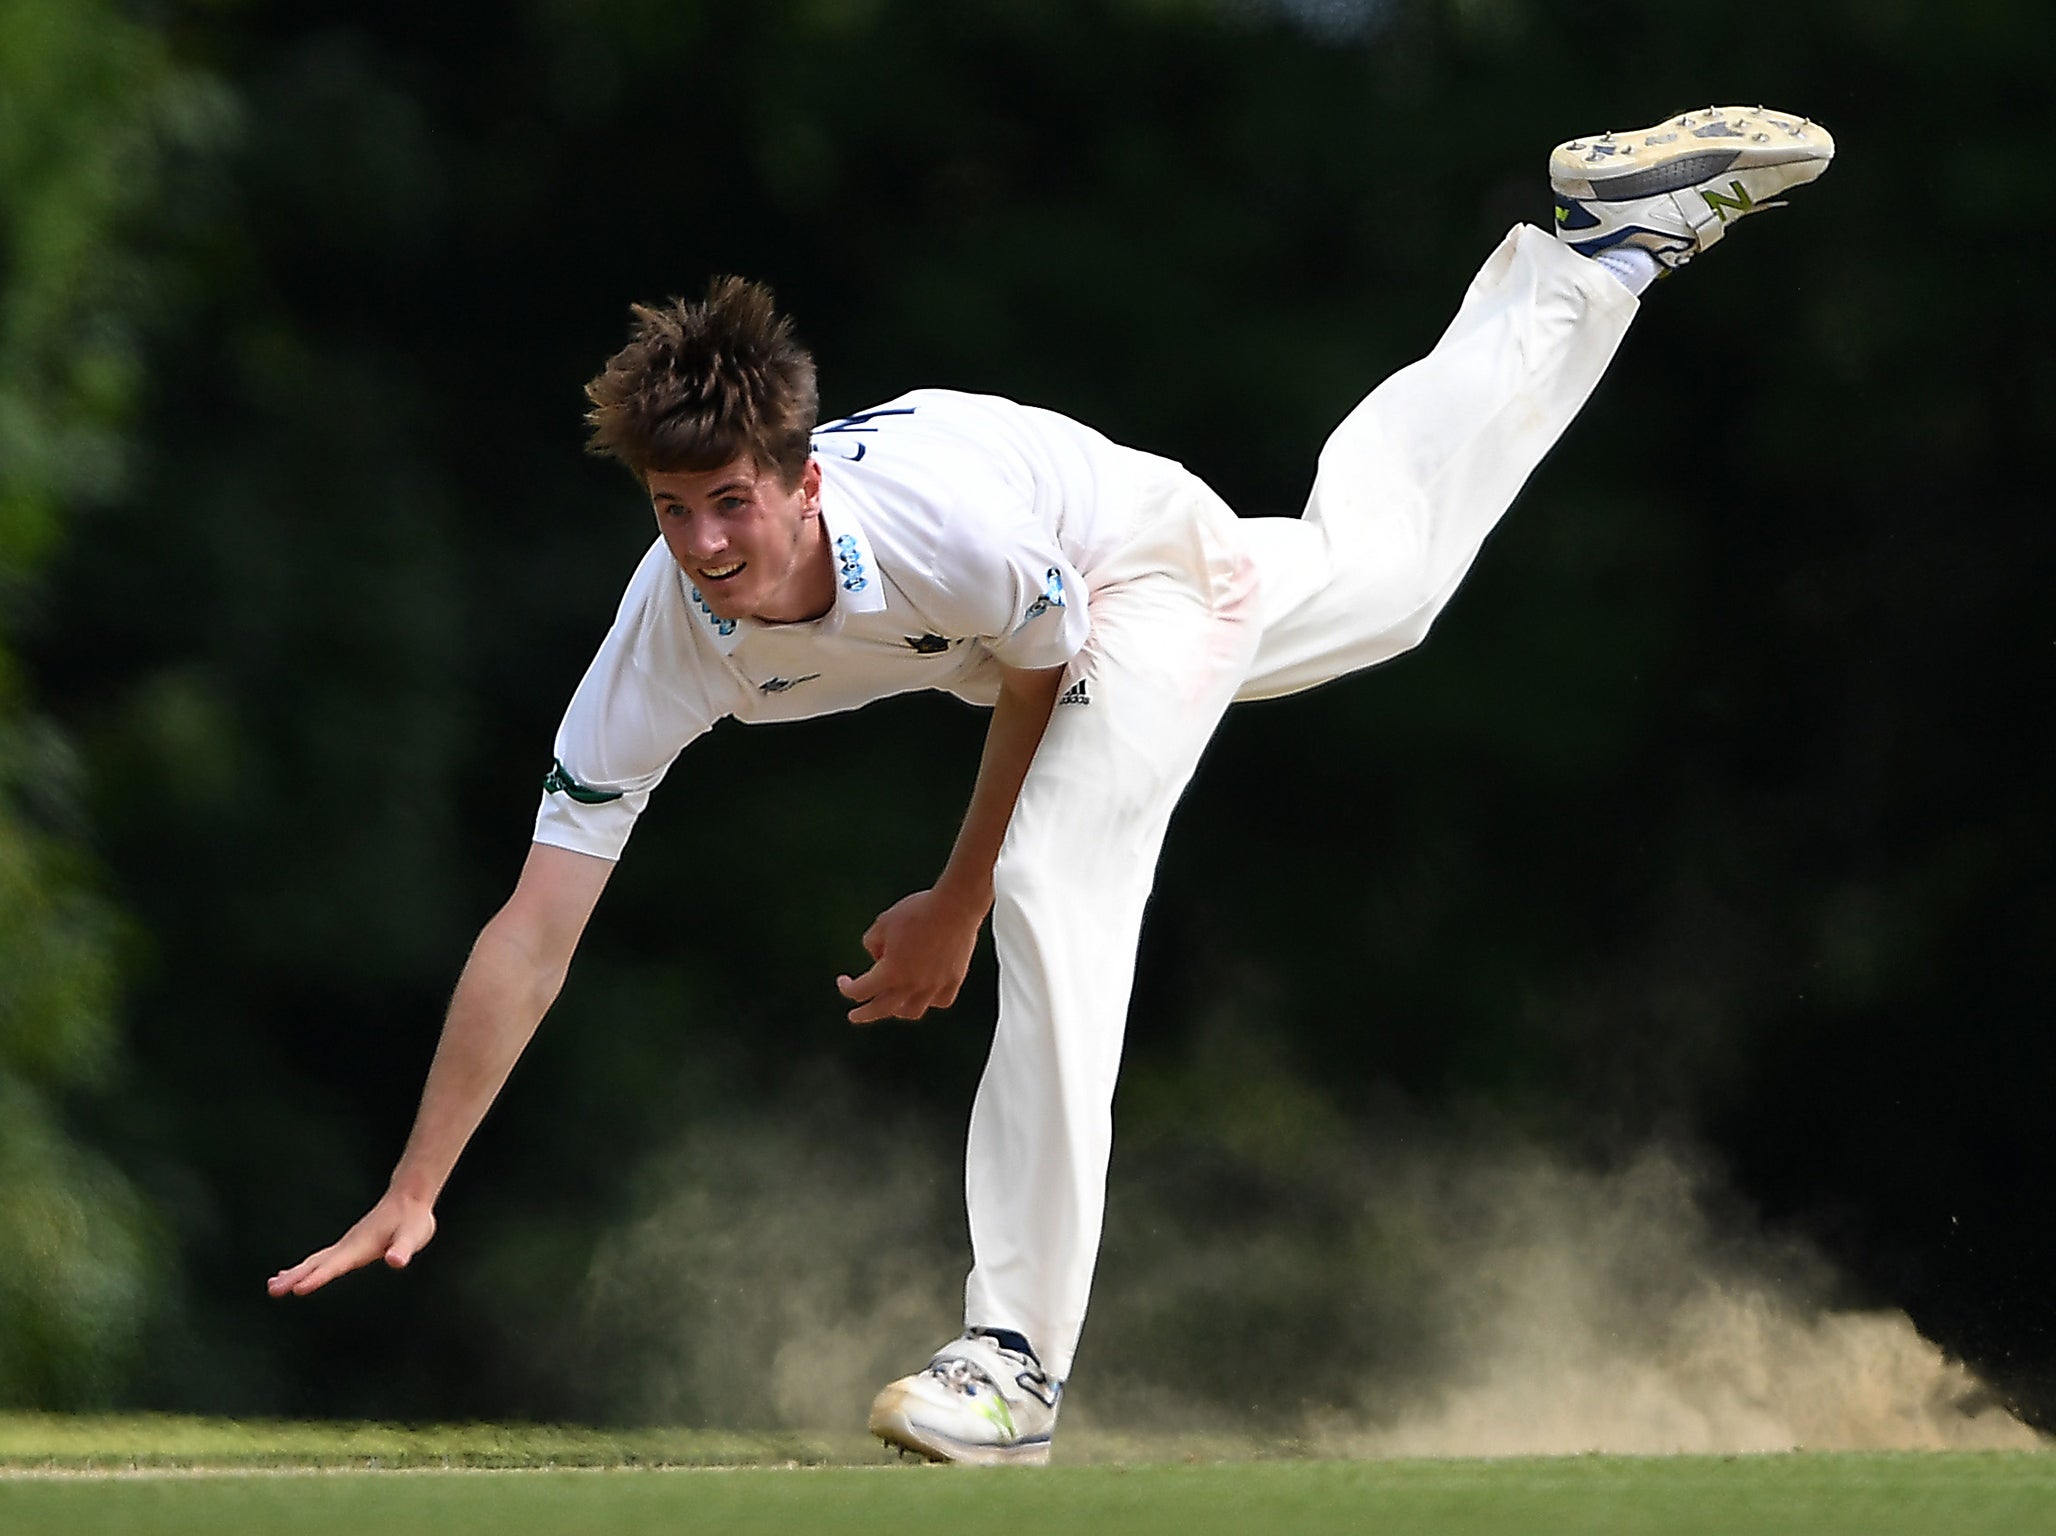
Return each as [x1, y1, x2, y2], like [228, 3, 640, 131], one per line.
[1591, 245, 1661, 296]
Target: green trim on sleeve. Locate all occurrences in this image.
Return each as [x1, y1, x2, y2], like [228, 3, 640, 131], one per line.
[542, 758, 624, 805]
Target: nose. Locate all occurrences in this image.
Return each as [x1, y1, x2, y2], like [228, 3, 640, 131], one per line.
[667, 509, 726, 563]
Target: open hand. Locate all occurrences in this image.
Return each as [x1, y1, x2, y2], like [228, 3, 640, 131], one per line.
[835, 886, 987, 1024]
[267, 1189, 437, 1297]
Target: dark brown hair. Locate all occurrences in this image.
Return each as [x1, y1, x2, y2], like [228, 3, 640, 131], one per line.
[583, 276, 818, 485]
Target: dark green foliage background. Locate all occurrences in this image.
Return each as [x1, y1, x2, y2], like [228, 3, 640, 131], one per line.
[4, 0, 2050, 1424]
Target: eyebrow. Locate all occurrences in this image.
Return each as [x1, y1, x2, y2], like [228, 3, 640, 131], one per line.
[653, 477, 750, 506]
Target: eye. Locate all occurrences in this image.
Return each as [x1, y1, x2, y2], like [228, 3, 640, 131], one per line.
[716, 495, 748, 512]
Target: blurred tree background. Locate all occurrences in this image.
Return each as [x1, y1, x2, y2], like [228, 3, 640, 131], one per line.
[2, 0, 2051, 1429]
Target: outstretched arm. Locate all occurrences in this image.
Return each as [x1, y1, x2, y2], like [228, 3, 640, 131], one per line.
[836, 662, 1065, 1024]
[267, 841, 614, 1296]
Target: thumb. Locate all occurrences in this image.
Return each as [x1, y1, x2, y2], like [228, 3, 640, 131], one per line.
[385, 1211, 434, 1268]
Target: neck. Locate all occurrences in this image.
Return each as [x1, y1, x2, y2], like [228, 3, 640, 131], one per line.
[758, 515, 836, 624]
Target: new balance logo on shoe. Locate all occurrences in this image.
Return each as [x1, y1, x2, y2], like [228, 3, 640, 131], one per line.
[1057, 679, 1090, 707]
[1701, 180, 1756, 222]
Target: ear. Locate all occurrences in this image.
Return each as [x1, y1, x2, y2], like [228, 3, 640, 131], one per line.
[800, 456, 823, 511]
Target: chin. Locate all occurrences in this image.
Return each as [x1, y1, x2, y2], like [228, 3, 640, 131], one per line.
[696, 582, 752, 620]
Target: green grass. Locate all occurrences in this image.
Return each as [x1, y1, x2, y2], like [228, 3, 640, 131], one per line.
[0, 1414, 860, 1472]
[4, 1417, 2054, 1536]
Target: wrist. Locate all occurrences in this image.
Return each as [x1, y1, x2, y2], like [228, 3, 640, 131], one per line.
[930, 868, 995, 918]
[386, 1169, 443, 1209]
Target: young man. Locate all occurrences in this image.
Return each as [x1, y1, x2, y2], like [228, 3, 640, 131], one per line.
[270, 108, 1833, 1464]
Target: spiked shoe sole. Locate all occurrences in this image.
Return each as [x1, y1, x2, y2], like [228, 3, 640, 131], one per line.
[1550, 106, 1835, 202]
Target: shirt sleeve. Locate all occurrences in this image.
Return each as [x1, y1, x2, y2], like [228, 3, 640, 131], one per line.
[533, 542, 731, 861]
[931, 506, 1092, 672]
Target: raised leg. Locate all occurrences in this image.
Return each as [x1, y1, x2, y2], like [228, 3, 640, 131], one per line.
[1234, 223, 1639, 701]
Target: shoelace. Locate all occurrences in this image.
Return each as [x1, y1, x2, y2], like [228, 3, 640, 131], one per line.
[926, 1356, 994, 1394]
[937, 1348, 1060, 1398]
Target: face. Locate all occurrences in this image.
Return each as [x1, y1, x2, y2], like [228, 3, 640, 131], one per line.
[647, 455, 831, 624]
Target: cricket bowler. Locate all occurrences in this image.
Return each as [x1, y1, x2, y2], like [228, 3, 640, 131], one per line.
[270, 109, 1834, 1464]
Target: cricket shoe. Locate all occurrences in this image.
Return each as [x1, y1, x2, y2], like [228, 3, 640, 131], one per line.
[1551, 106, 1834, 270]
[868, 1329, 1061, 1466]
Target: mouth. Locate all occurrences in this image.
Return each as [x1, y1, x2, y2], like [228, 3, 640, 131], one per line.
[700, 561, 745, 582]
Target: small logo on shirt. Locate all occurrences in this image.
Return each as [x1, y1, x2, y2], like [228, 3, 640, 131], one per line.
[543, 758, 624, 804]
[812, 405, 918, 461]
[1022, 567, 1066, 623]
[904, 633, 952, 655]
[758, 674, 821, 695]
[833, 533, 870, 593]
[1056, 678, 1091, 707]
[688, 585, 738, 637]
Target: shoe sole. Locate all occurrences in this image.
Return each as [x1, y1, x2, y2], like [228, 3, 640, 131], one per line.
[868, 1390, 1053, 1467]
[1549, 106, 1834, 202]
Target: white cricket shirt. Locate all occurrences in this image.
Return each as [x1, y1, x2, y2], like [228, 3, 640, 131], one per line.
[534, 389, 1163, 860]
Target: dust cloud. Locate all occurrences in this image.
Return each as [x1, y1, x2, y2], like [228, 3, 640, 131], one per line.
[572, 1092, 967, 1430]
[570, 1093, 2037, 1454]
[1291, 1150, 2039, 1455]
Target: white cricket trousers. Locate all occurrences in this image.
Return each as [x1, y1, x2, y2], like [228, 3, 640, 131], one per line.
[961, 226, 1640, 1381]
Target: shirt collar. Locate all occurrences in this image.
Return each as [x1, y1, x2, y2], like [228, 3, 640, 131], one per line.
[817, 476, 887, 617]
[677, 473, 884, 655]
[681, 574, 745, 655]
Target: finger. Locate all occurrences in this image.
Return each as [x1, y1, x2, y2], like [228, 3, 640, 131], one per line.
[840, 966, 885, 1023]
[837, 961, 887, 1001]
[848, 995, 901, 1025]
[846, 975, 910, 1024]
[285, 1257, 347, 1297]
[267, 1258, 318, 1297]
[850, 988, 937, 1026]
[301, 1238, 380, 1293]
[268, 1244, 341, 1294]
[862, 922, 885, 961]
[280, 1223, 391, 1295]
